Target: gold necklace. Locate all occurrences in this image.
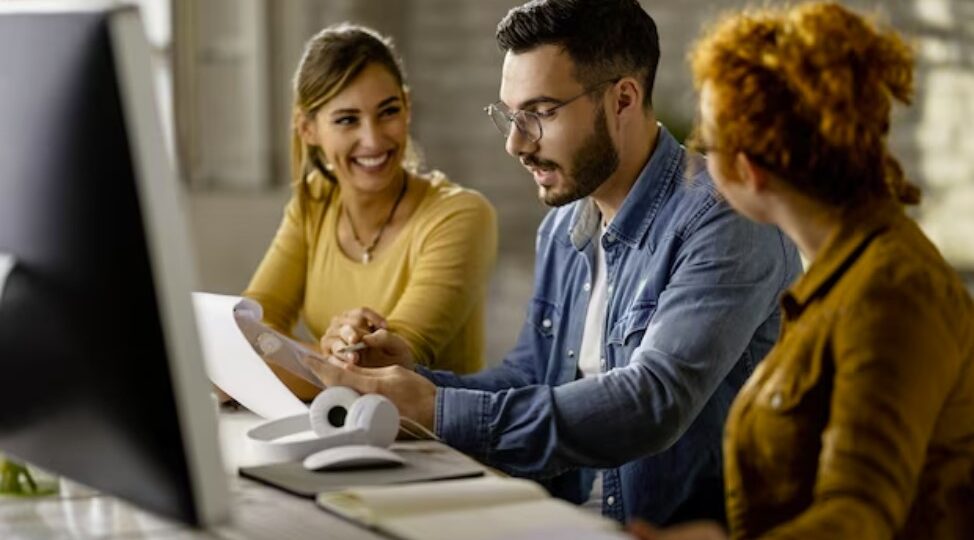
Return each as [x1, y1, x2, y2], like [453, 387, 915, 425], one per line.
[343, 173, 408, 264]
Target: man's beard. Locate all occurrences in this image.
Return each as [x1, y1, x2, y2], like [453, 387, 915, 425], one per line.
[536, 106, 620, 207]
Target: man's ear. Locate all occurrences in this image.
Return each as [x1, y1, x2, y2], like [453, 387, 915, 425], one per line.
[735, 152, 768, 193]
[612, 77, 641, 118]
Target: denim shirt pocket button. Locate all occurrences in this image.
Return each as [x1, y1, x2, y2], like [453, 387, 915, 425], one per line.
[529, 299, 559, 338]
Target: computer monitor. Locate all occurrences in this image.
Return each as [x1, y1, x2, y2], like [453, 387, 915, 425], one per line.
[0, 2, 228, 527]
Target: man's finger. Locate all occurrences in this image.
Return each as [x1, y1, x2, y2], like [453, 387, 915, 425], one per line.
[361, 328, 396, 349]
[300, 355, 349, 387]
[357, 307, 387, 329]
[327, 356, 381, 392]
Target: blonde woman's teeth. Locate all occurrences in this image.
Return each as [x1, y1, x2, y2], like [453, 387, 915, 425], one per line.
[353, 153, 389, 167]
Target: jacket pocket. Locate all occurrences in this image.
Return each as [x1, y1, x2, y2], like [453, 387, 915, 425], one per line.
[529, 298, 560, 338]
[756, 346, 827, 413]
[745, 347, 831, 503]
[606, 302, 657, 347]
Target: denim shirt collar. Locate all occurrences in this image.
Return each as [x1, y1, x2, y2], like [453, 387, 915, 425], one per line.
[569, 124, 683, 251]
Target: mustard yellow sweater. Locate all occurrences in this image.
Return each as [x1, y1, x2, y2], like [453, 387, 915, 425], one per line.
[244, 173, 496, 377]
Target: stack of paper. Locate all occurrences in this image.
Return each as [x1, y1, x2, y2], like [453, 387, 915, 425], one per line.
[191, 292, 307, 419]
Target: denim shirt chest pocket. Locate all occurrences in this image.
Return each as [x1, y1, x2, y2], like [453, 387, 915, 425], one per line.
[606, 302, 657, 367]
[528, 298, 563, 375]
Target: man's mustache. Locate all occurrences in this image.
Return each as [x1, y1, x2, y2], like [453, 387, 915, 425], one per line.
[521, 155, 559, 171]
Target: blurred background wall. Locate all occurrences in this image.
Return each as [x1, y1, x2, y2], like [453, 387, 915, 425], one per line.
[135, 0, 974, 364]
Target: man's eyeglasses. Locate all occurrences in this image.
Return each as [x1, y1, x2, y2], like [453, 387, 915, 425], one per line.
[484, 78, 620, 144]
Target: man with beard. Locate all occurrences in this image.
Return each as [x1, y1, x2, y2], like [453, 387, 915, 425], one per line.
[301, 0, 801, 526]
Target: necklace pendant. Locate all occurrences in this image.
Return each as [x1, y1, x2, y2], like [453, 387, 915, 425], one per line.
[361, 251, 372, 264]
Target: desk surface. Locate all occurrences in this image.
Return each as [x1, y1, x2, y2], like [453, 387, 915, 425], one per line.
[0, 408, 385, 540]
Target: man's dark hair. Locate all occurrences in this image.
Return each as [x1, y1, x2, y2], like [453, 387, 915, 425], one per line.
[496, 0, 660, 108]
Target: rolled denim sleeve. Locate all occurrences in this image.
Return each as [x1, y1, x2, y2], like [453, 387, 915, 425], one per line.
[437, 205, 798, 477]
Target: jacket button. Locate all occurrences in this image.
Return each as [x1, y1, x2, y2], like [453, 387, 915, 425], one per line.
[770, 392, 783, 409]
[583, 282, 591, 292]
[568, 350, 575, 357]
[542, 319, 552, 329]
[606, 495, 616, 506]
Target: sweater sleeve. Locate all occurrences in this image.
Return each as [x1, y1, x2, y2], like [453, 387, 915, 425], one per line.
[243, 194, 308, 335]
[385, 189, 497, 369]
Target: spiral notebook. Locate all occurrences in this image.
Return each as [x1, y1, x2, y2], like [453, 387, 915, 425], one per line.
[316, 476, 627, 540]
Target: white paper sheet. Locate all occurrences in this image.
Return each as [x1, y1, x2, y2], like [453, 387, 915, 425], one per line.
[192, 292, 307, 419]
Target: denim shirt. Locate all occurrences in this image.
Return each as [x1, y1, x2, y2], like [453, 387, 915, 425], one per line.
[420, 126, 802, 524]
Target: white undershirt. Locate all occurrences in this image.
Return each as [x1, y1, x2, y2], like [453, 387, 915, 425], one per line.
[578, 228, 608, 378]
[579, 227, 609, 510]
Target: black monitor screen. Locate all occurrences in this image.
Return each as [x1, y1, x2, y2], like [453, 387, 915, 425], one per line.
[0, 5, 226, 526]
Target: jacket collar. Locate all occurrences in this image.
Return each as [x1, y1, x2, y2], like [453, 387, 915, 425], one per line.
[569, 124, 683, 251]
[782, 196, 904, 317]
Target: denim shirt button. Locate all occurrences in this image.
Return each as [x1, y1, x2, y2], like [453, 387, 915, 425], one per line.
[583, 282, 591, 292]
[568, 349, 575, 357]
[542, 318, 552, 329]
[606, 495, 616, 506]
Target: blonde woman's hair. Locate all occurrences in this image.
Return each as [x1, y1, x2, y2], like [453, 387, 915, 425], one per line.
[689, 1, 920, 206]
[290, 23, 420, 200]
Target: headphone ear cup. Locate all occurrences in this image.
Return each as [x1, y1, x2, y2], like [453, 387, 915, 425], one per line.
[345, 394, 400, 448]
[308, 386, 361, 437]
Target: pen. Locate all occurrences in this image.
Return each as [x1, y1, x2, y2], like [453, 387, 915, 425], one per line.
[337, 342, 367, 354]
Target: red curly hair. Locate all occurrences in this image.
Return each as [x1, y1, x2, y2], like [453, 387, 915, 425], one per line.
[689, 1, 921, 206]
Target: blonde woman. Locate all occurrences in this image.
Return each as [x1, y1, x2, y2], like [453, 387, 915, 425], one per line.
[635, 2, 974, 539]
[245, 24, 497, 400]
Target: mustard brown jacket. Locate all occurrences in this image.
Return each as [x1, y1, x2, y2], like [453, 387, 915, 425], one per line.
[724, 198, 974, 539]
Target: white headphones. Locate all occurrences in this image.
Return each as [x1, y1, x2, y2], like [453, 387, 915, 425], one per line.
[246, 386, 400, 464]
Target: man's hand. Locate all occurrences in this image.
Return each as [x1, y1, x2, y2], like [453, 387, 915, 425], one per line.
[627, 520, 727, 540]
[355, 329, 415, 369]
[301, 355, 436, 431]
[324, 320, 416, 370]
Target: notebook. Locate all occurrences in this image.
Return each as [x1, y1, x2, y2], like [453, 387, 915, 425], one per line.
[316, 476, 628, 540]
